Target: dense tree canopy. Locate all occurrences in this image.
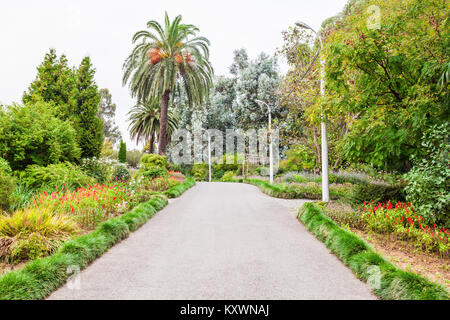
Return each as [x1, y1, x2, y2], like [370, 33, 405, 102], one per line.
[0, 101, 80, 170]
[324, 0, 449, 172]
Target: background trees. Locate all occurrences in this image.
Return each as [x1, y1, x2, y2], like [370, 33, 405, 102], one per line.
[23, 50, 105, 159]
[98, 88, 122, 146]
[123, 12, 213, 155]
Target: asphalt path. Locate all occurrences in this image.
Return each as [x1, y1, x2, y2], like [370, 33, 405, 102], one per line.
[48, 182, 375, 300]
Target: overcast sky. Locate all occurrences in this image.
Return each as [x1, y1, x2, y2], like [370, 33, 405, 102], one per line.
[0, 0, 348, 149]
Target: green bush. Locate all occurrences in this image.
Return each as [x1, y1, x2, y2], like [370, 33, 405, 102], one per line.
[349, 182, 406, 206]
[0, 101, 81, 171]
[140, 154, 168, 170]
[404, 123, 450, 227]
[142, 167, 168, 180]
[0, 158, 12, 175]
[112, 165, 130, 182]
[221, 171, 235, 182]
[280, 145, 316, 172]
[21, 162, 95, 191]
[192, 164, 208, 181]
[0, 171, 16, 211]
[79, 157, 111, 183]
[126, 150, 142, 168]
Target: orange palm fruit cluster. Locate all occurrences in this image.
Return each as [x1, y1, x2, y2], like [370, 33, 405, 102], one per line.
[175, 53, 183, 64]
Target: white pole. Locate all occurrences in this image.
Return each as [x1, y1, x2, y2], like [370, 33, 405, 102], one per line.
[268, 108, 273, 184]
[319, 40, 329, 202]
[295, 21, 329, 202]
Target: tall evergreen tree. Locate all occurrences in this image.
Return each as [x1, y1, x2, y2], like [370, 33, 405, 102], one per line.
[23, 49, 77, 120]
[118, 140, 127, 163]
[75, 57, 104, 158]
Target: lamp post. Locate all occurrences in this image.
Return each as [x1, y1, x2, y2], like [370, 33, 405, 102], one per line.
[295, 21, 329, 202]
[255, 99, 273, 184]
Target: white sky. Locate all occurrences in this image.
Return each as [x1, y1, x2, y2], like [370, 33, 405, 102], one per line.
[0, 0, 348, 149]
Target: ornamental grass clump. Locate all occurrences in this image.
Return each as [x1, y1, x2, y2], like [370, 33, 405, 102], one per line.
[0, 207, 79, 263]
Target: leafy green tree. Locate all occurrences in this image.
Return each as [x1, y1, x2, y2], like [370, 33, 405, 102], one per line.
[123, 12, 213, 155]
[75, 57, 104, 158]
[98, 88, 122, 146]
[23, 49, 77, 120]
[324, 0, 449, 172]
[0, 101, 80, 170]
[128, 98, 179, 153]
[118, 140, 127, 163]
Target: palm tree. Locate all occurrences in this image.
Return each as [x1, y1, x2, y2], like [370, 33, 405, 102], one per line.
[123, 12, 213, 155]
[128, 98, 179, 154]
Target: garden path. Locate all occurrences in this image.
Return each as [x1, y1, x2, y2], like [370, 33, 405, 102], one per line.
[48, 182, 375, 300]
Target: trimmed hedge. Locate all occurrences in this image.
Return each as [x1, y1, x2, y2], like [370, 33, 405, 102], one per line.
[298, 203, 449, 300]
[243, 179, 351, 201]
[0, 179, 196, 300]
[164, 177, 195, 198]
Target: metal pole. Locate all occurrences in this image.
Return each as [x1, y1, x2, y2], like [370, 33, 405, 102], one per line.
[295, 21, 329, 202]
[320, 53, 329, 202]
[268, 108, 273, 184]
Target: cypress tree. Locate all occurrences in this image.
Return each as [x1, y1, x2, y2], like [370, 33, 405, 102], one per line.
[74, 57, 104, 158]
[118, 140, 127, 163]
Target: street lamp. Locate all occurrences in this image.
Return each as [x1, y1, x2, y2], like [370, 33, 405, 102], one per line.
[255, 99, 273, 184]
[295, 21, 330, 202]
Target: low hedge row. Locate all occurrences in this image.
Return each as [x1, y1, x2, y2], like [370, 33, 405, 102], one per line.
[243, 179, 351, 201]
[298, 203, 449, 300]
[164, 177, 195, 198]
[0, 178, 196, 300]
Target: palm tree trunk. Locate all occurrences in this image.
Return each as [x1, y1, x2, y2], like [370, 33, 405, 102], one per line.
[158, 89, 170, 155]
[148, 133, 155, 153]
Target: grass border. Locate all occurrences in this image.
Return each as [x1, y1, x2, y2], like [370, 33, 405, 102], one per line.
[298, 202, 449, 300]
[0, 178, 196, 300]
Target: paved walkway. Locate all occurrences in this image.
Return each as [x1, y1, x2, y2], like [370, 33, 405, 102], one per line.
[48, 182, 375, 300]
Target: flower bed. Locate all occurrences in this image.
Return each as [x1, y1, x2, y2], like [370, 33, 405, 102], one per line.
[326, 200, 449, 257]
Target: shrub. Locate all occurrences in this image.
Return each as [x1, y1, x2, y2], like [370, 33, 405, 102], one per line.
[404, 123, 450, 227]
[191, 164, 208, 181]
[140, 176, 179, 192]
[349, 182, 406, 206]
[0, 158, 12, 175]
[221, 171, 235, 182]
[79, 157, 111, 183]
[0, 171, 16, 211]
[0, 101, 80, 171]
[0, 207, 79, 263]
[140, 154, 168, 170]
[21, 162, 96, 191]
[126, 149, 142, 168]
[112, 165, 130, 182]
[142, 167, 168, 180]
[280, 145, 316, 172]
